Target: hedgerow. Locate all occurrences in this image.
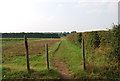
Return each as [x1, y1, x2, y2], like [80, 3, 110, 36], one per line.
[66, 25, 120, 80]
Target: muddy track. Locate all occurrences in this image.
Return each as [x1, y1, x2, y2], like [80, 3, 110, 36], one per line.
[52, 42, 72, 79]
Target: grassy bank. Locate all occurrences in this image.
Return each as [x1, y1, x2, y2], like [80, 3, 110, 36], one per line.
[62, 25, 120, 80]
[54, 38, 119, 80]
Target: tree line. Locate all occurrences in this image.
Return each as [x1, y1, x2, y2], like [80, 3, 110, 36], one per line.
[1, 32, 70, 38]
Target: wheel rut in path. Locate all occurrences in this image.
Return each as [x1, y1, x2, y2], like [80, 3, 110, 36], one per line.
[52, 41, 72, 79]
[53, 58, 72, 79]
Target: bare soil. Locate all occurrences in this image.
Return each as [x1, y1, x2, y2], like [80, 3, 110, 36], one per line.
[3, 39, 60, 60]
[52, 58, 72, 79]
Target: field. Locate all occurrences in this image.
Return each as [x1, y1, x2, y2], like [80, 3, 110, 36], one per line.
[1, 25, 120, 80]
[2, 38, 61, 79]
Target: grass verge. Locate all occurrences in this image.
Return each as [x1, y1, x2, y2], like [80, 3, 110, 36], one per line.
[53, 39, 85, 79]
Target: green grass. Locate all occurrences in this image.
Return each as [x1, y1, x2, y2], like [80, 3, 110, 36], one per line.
[53, 39, 114, 79]
[53, 39, 86, 78]
[0, 65, 2, 80]
[2, 38, 119, 80]
[2, 55, 60, 79]
[2, 39, 61, 79]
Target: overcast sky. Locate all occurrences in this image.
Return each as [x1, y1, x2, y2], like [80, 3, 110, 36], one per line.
[0, 0, 119, 32]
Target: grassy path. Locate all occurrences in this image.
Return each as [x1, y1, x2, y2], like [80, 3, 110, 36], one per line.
[52, 41, 72, 79]
[52, 39, 83, 79]
[52, 39, 116, 80]
[52, 58, 72, 79]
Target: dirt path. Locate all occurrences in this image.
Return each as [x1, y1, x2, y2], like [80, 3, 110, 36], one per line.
[52, 42, 72, 79]
[52, 58, 72, 79]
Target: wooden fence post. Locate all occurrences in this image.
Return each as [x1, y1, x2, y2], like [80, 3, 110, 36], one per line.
[82, 39, 86, 71]
[45, 43, 50, 70]
[24, 35, 30, 73]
